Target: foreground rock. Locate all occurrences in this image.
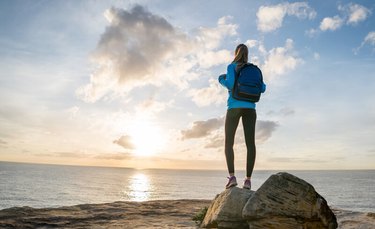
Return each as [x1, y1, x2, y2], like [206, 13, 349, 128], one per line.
[203, 172, 338, 229]
[0, 199, 373, 228]
[201, 187, 254, 228]
[334, 209, 375, 229]
[0, 199, 211, 228]
[243, 172, 337, 229]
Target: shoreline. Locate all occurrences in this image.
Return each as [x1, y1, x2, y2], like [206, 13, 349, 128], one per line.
[1, 199, 374, 228]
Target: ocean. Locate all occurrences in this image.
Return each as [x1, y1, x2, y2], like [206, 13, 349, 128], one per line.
[0, 161, 374, 213]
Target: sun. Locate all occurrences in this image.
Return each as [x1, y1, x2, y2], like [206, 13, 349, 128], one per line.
[128, 119, 166, 157]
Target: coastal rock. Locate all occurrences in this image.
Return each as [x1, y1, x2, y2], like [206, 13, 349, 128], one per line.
[242, 172, 338, 229]
[0, 199, 212, 228]
[201, 187, 254, 228]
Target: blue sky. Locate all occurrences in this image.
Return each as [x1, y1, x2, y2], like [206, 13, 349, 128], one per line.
[0, 0, 374, 170]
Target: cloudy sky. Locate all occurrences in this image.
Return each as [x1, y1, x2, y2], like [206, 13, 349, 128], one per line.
[1, 0, 374, 170]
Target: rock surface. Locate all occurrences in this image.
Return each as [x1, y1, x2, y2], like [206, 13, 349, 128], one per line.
[242, 172, 338, 229]
[0, 199, 373, 228]
[201, 187, 254, 229]
[333, 209, 375, 229]
[202, 172, 339, 229]
[0, 199, 211, 228]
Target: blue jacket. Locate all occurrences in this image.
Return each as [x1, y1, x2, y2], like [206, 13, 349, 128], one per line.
[218, 62, 266, 110]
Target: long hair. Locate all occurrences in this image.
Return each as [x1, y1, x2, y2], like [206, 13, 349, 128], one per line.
[232, 44, 248, 68]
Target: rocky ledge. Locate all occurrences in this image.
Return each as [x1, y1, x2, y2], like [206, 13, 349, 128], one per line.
[202, 172, 374, 229]
[0, 199, 211, 228]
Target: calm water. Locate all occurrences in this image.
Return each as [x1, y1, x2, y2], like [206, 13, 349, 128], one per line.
[0, 161, 374, 212]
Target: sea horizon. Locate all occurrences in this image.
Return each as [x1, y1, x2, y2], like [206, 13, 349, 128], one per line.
[1, 161, 374, 213]
[1, 160, 374, 172]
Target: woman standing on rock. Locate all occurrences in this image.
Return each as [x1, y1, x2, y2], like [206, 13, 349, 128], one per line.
[218, 44, 266, 190]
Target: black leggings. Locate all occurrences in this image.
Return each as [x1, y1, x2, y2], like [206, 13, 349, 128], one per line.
[225, 108, 257, 178]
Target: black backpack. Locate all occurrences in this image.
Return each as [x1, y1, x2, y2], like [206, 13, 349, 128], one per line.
[232, 63, 263, 103]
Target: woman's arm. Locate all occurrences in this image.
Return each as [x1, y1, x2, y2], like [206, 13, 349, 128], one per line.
[218, 64, 236, 90]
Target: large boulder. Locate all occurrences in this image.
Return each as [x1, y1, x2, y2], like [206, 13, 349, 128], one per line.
[242, 172, 338, 229]
[201, 187, 254, 228]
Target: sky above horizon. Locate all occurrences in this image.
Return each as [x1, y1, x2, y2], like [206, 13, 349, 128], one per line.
[0, 0, 374, 170]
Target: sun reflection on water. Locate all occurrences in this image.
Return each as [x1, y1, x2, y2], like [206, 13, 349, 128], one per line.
[125, 173, 150, 201]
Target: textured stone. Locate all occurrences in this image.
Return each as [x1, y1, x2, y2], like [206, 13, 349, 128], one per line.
[201, 187, 254, 228]
[242, 172, 338, 229]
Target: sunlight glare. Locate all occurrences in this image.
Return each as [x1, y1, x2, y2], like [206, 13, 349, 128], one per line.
[126, 173, 150, 201]
[128, 119, 166, 157]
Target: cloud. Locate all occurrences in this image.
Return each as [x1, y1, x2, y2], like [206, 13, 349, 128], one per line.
[66, 106, 79, 119]
[245, 39, 258, 48]
[0, 139, 7, 148]
[182, 118, 277, 144]
[77, 5, 238, 102]
[364, 31, 375, 46]
[39, 151, 132, 161]
[113, 135, 135, 149]
[268, 157, 328, 163]
[313, 52, 320, 60]
[355, 31, 375, 54]
[77, 5, 194, 102]
[204, 134, 224, 149]
[319, 15, 344, 31]
[135, 98, 171, 115]
[94, 153, 132, 160]
[197, 49, 232, 68]
[257, 2, 316, 32]
[188, 78, 226, 107]
[197, 16, 238, 50]
[51, 152, 90, 158]
[340, 3, 371, 25]
[0, 139, 7, 145]
[181, 117, 224, 140]
[267, 107, 295, 117]
[316, 3, 370, 33]
[256, 120, 278, 143]
[305, 28, 319, 37]
[262, 39, 302, 78]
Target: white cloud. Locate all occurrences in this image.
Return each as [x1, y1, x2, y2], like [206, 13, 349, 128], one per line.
[257, 2, 316, 32]
[245, 39, 258, 48]
[197, 16, 238, 49]
[257, 4, 285, 32]
[364, 31, 375, 46]
[262, 39, 302, 78]
[135, 98, 171, 115]
[341, 3, 371, 25]
[77, 5, 193, 102]
[315, 3, 370, 33]
[305, 28, 319, 37]
[77, 5, 238, 102]
[286, 2, 317, 19]
[204, 133, 223, 149]
[355, 31, 375, 53]
[197, 50, 232, 68]
[188, 78, 226, 107]
[65, 106, 80, 119]
[319, 16, 344, 31]
[314, 52, 320, 60]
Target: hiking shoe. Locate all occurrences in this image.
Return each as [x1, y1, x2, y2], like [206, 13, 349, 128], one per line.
[225, 176, 237, 189]
[243, 179, 251, 190]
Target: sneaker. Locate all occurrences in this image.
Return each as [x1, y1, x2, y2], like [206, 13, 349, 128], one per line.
[243, 179, 251, 190]
[225, 176, 237, 189]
